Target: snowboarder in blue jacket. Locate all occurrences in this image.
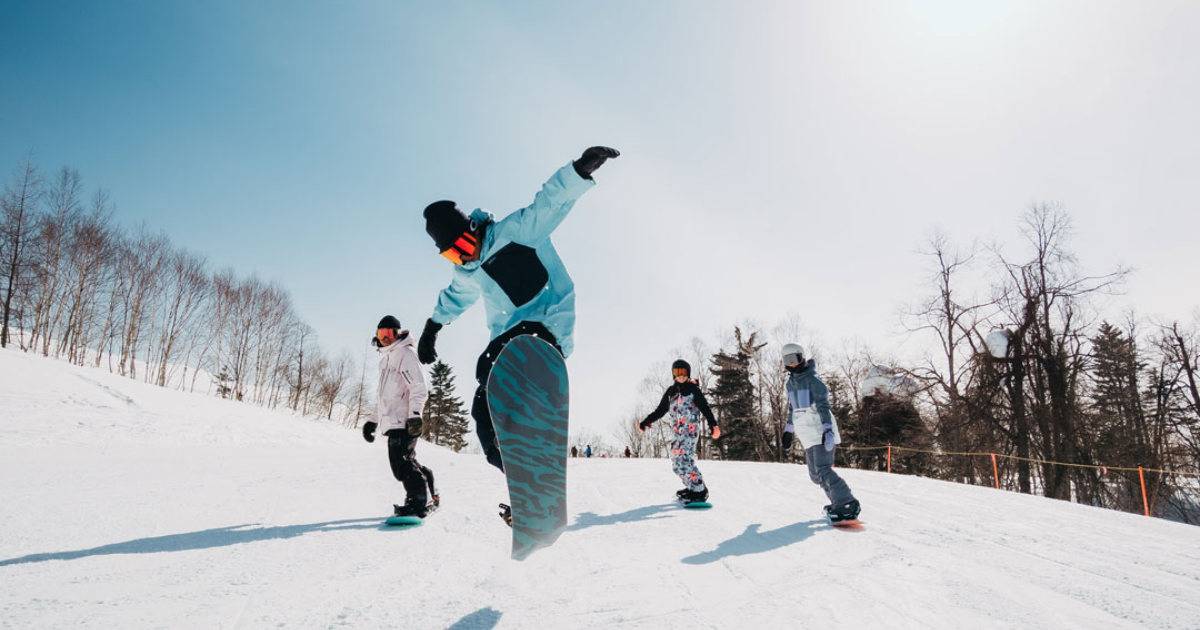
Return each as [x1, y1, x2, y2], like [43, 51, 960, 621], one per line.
[639, 359, 720, 505]
[782, 343, 861, 524]
[415, 147, 618, 519]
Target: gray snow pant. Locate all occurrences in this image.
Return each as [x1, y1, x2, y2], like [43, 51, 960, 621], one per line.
[805, 445, 855, 506]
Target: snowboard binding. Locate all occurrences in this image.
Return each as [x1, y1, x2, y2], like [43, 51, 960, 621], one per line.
[825, 499, 861, 526]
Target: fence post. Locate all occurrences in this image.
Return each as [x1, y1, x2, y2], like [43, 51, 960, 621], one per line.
[1138, 466, 1150, 517]
[886, 445, 892, 474]
[991, 453, 1000, 489]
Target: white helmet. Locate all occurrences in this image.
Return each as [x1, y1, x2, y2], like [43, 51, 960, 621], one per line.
[781, 343, 805, 367]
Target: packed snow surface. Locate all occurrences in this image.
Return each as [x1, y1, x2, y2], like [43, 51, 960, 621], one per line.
[2, 348, 1199, 628]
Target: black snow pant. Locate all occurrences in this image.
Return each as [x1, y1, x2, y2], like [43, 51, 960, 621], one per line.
[471, 321, 562, 472]
[387, 430, 435, 504]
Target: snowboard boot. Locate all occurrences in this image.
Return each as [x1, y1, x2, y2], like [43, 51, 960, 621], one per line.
[675, 488, 690, 500]
[394, 497, 430, 519]
[498, 503, 513, 527]
[825, 499, 861, 524]
[681, 487, 709, 505]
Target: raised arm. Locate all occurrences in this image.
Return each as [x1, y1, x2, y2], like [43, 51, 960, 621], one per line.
[505, 147, 617, 244]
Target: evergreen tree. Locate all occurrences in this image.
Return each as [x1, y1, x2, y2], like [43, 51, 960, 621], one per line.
[423, 360, 470, 451]
[214, 365, 233, 399]
[1089, 322, 1158, 512]
[709, 327, 766, 461]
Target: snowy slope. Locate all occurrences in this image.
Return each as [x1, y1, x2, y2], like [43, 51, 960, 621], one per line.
[2, 348, 1199, 629]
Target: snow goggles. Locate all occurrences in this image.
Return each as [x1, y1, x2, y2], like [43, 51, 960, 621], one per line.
[783, 351, 804, 367]
[672, 367, 689, 378]
[373, 327, 397, 347]
[440, 231, 479, 265]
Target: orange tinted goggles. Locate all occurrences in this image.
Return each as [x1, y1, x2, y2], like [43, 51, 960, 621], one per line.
[672, 368, 689, 378]
[440, 232, 479, 265]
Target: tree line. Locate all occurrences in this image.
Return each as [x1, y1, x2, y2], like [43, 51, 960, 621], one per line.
[618, 205, 1200, 524]
[1, 158, 476, 450]
[0, 159, 369, 423]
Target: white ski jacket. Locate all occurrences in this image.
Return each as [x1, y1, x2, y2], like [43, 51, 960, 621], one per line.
[375, 333, 427, 434]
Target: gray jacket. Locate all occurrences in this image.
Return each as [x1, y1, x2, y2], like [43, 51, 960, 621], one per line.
[785, 359, 841, 449]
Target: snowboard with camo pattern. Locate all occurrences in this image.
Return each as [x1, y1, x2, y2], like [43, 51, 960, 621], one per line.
[487, 334, 569, 560]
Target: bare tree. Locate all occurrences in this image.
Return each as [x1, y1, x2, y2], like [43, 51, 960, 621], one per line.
[29, 167, 83, 355]
[995, 205, 1128, 500]
[152, 249, 209, 386]
[58, 192, 115, 364]
[116, 228, 168, 378]
[315, 351, 352, 420]
[0, 160, 42, 348]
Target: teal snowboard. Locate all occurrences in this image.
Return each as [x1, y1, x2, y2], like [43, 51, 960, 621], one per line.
[683, 502, 712, 510]
[487, 334, 569, 561]
[384, 515, 423, 527]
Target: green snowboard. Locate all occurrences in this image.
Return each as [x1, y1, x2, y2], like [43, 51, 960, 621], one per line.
[487, 334, 569, 561]
[384, 515, 423, 527]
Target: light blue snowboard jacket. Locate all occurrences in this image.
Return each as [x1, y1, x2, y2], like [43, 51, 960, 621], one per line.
[429, 163, 595, 357]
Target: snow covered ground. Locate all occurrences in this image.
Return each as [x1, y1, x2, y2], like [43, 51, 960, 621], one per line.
[2, 347, 1199, 629]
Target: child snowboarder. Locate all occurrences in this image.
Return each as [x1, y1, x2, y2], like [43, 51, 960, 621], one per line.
[415, 146, 618, 524]
[781, 343, 861, 524]
[638, 360, 721, 505]
[362, 316, 437, 518]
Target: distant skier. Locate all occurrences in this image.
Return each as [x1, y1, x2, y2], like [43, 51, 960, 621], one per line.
[781, 343, 860, 524]
[638, 360, 720, 505]
[416, 146, 619, 523]
[585, 445, 593, 458]
[571, 445, 579, 458]
[362, 316, 437, 518]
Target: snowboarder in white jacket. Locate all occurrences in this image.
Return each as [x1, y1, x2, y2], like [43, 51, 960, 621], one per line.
[782, 343, 860, 524]
[362, 316, 437, 518]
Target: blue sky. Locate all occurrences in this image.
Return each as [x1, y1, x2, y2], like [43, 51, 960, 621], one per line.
[4, 1, 1199, 441]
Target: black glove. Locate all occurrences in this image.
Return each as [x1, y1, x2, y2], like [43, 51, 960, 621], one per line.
[572, 146, 620, 180]
[781, 431, 794, 452]
[407, 415, 423, 437]
[361, 421, 377, 443]
[638, 418, 653, 432]
[418, 319, 442, 365]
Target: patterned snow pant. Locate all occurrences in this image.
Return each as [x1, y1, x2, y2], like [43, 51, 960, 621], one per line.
[670, 422, 707, 492]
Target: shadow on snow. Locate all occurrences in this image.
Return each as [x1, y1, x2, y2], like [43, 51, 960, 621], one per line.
[447, 607, 503, 630]
[681, 519, 830, 565]
[566, 503, 680, 532]
[0, 517, 382, 567]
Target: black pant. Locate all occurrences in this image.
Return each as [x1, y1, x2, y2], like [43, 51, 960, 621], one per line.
[471, 321, 562, 472]
[387, 430, 435, 503]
